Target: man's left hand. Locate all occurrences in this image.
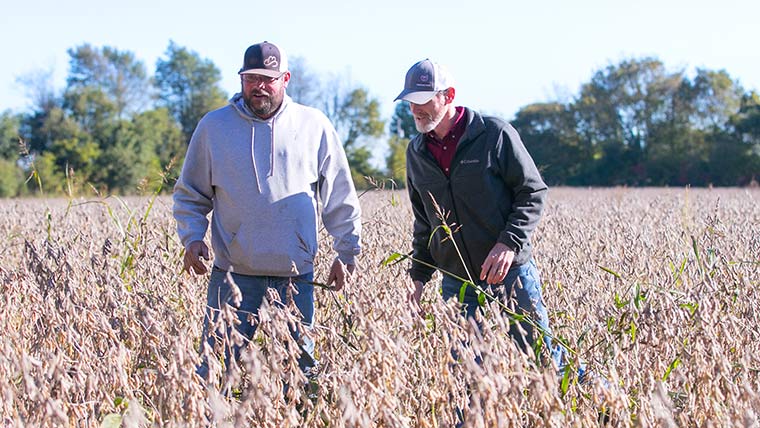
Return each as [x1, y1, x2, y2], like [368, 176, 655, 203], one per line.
[479, 242, 515, 285]
[327, 257, 355, 292]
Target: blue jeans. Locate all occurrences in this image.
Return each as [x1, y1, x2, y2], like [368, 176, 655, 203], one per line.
[196, 268, 316, 381]
[441, 259, 561, 366]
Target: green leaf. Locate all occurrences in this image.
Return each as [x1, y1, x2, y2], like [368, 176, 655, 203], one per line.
[614, 293, 628, 309]
[628, 320, 637, 342]
[458, 282, 467, 303]
[477, 291, 486, 307]
[679, 302, 698, 316]
[633, 283, 646, 309]
[691, 235, 701, 267]
[381, 252, 403, 267]
[606, 316, 615, 332]
[533, 335, 544, 363]
[599, 265, 621, 278]
[663, 357, 681, 381]
[674, 257, 687, 283]
[560, 364, 572, 396]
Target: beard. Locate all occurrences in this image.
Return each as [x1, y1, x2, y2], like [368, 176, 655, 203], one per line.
[243, 86, 285, 119]
[414, 106, 447, 134]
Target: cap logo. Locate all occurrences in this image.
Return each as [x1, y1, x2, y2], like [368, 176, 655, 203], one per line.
[420, 74, 429, 83]
[263, 56, 279, 68]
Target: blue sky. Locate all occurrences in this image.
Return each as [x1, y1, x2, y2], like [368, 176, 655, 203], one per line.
[2, 0, 758, 124]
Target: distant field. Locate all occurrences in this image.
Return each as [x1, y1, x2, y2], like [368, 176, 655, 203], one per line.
[1, 187, 758, 427]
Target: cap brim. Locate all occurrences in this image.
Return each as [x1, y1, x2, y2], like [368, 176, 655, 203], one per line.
[394, 90, 437, 105]
[239, 69, 283, 78]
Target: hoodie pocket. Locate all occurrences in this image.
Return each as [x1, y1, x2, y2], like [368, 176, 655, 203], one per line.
[226, 218, 317, 275]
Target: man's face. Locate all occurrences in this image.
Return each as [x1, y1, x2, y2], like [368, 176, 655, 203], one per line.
[409, 91, 448, 134]
[241, 72, 290, 119]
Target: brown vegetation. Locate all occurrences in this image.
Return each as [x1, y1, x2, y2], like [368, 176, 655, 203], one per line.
[0, 187, 758, 427]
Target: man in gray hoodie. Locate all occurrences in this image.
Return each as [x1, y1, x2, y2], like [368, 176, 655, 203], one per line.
[173, 41, 361, 382]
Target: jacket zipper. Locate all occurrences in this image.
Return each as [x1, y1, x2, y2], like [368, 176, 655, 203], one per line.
[419, 138, 477, 282]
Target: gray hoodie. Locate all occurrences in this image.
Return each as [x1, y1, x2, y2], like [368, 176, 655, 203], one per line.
[173, 93, 361, 277]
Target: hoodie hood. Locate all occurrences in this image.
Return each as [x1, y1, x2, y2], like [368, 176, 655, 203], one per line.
[230, 92, 291, 122]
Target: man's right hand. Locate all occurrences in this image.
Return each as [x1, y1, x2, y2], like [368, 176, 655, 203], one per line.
[408, 279, 424, 312]
[183, 240, 210, 275]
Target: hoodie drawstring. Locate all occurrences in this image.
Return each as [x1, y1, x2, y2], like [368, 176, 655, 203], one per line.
[269, 115, 275, 178]
[250, 117, 276, 193]
[250, 126, 262, 193]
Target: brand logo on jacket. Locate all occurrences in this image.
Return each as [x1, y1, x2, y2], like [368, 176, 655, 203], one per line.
[460, 159, 480, 164]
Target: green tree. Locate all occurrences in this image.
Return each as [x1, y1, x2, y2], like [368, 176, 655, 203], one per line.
[322, 83, 385, 187]
[155, 41, 228, 142]
[29, 152, 65, 195]
[733, 91, 760, 142]
[58, 44, 173, 193]
[0, 111, 22, 160]
[385, 103, 417, 188]
[0, 158, 23, 197]
[33, 107, 100, 183]
[727, 91, 760, 184]
[66, 44, 151, 119]
[657, 68, 746, 185]
[56, 44, 151, 191]
[132, 108, 185, 183]
[16, 68, 61, 155]
[688, 69, 744, 132]
[63, 85, 118, 137]
[514, 102, 585, 185]
[389, 101, 416, 139]
[94, 120, 161, 194]
[385, 135, 408, 188]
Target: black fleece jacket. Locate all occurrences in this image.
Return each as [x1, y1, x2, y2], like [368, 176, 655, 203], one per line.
[406, 108, 547, 284]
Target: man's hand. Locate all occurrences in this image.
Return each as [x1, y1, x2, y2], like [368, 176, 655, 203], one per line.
[479, 242, 515, 285]
[327, 257, 355, 292]
[183, 240, 210, 275]
[408, 279, 424, 312]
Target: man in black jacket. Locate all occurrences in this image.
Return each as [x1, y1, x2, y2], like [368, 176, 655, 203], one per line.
[398, 59, 557, 359]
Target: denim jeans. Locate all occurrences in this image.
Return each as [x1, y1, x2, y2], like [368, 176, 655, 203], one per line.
[441, 259, 561, 366]
[196, 268, 316, 381]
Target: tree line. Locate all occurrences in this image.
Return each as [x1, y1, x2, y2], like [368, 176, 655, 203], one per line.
[0, 41, 387, 197]
[0, 46, 758, 198]
[510, 58, 760, 186]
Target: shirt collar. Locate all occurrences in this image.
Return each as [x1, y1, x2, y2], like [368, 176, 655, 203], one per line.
[426, 106, 466, 144]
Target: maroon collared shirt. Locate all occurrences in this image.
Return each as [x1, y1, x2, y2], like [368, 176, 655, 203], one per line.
[425, 106, 466, 177]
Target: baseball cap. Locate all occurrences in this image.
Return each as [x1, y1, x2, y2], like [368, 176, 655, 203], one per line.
[239, 41, 288, 78]
[394, 59, 454, 104]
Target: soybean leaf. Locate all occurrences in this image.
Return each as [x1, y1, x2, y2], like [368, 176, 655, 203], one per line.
[381, 252, 403, 267]
[599, 265, 621, 279]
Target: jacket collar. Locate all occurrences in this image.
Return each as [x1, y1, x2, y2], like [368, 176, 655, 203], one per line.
[412, 107, 485, 153]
